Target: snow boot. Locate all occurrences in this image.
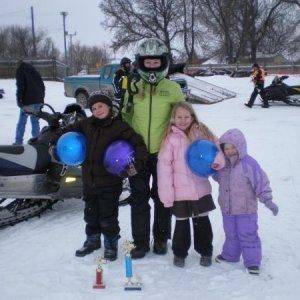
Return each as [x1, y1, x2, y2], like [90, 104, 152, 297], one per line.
[215, 254, 227, 263]
[130, 244, 150, 259]
[246, 266, 260, 275]
[103, 235, 119, 261]
[244, 103, 252, 108]
[173, 255, 185, 268]
[75, 234, 101, 257]
[200, 256, 212, 267]
[153, 240, 168, 255]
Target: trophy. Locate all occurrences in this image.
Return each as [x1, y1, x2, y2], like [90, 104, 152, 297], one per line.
[93, 257, 106, 289]
[123, 240, 142, 291]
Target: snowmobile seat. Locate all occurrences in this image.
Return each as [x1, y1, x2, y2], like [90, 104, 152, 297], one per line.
[0, 144, 51, 176]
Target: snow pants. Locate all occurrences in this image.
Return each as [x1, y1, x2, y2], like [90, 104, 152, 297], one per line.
[83, 184, 122, 238]
[172, 216, 213, 259]
[221, 213, 262, 267]
[129, 153, 171, 248]
[248, 83, 268, 107]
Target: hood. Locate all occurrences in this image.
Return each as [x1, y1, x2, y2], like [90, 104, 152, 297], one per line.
[219, 128, 247, 159]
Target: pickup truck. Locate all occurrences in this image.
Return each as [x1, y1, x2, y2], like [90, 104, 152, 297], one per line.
[64, 63, 189, 107]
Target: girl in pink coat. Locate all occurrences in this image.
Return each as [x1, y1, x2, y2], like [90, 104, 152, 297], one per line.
[157, 102, 225, 268]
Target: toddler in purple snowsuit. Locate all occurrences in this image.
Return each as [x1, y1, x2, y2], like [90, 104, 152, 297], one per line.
[213, 128, 278, 275]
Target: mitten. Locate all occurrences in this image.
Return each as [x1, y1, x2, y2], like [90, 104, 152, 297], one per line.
[264, 200, 279, 216]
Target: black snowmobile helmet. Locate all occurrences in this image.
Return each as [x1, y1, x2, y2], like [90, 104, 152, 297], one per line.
[120, 57, 132, 69]
[252, 63, 259, 69]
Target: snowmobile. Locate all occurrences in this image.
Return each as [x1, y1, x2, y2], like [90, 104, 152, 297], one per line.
[0, 88, 4, 99]
[262, 75, 300, 106]
[0, 104, 130, 229]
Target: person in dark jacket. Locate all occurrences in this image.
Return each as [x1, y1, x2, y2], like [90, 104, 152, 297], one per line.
[245, 63, 268, 108]
[14, 60, 45, 144]
[112, 57, 132, 111]
[58, 90, 148, 260]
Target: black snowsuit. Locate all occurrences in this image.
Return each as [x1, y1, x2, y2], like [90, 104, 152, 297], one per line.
[61, 115, 149, 237]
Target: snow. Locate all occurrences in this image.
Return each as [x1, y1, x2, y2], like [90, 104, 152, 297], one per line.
[0, 75, 300, 300]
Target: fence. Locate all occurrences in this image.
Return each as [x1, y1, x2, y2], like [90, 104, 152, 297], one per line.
[187, 63, 300, 75]
[0, 59, 68, 81]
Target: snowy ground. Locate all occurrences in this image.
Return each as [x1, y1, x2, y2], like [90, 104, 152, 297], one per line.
[0, 75, 300, 300]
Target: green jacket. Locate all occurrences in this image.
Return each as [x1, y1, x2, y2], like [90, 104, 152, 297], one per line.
[122, 78, 184, 153]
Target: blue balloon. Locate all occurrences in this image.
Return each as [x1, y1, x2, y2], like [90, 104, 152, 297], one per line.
[186, 139, 218, 177]
[56, 132, 87, 166]
[103, 140, 135, 175]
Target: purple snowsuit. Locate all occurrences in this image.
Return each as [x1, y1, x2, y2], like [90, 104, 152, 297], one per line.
[213, 129, 273, 267]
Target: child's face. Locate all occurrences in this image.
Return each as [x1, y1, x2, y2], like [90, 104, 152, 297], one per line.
[144, 58, 162, 69]
[223, 143, 238, 157]
[174, 107, 193, 131]
[91, 102, 110, 119]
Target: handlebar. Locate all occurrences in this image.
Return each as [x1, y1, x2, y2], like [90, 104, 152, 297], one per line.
[23, 104, 63, 128]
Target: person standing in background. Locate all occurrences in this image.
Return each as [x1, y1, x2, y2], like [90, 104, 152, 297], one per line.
[245, 63, 268, 108]
[14, 60, 45, 145]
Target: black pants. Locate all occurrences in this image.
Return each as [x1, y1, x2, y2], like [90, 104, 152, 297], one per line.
[172, 216, 213, 259]
[129, 153, 171, 247]
[83, 185, 122, 237]
[248, 83, 268, 107]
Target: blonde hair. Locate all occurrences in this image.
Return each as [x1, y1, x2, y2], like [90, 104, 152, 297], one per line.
[161, 101, 216, 146]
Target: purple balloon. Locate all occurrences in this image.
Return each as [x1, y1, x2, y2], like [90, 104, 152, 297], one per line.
[103, 140, 135, 175]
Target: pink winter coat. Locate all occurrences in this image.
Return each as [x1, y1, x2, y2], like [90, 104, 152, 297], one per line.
[158, 125, 225, 208]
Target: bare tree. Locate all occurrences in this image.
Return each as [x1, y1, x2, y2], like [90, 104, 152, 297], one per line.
[99, 0, 182, 56]
[0, 25, 60, 59]
[197, 0, 300, 63]
[69, 42, 111, 73]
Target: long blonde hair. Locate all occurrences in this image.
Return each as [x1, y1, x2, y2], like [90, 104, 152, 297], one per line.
[161, 101, 216, 146]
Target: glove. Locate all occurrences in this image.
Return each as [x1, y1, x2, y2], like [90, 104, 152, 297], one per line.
[119, 163, 138, 178]
[264, 201, 279, 216]
[48, 145, 61, 163]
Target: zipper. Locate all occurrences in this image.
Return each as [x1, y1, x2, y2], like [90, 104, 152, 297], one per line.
[228, 165, 231, 214]
[147, 85, 153, 151]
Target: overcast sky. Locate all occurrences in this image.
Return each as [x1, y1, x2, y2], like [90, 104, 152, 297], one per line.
[0, 0, 129, 60]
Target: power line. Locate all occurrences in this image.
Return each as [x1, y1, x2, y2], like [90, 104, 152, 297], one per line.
[0, 9, 27, 18]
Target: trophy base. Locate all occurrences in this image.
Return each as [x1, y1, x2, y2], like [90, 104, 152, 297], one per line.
[93, 283, 106, 289]
[124, 281, 142, 291]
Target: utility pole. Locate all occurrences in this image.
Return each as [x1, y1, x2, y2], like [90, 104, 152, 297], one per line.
[31, 6, 37, 57]
[67, 31, 76, 74]
[60, 11, 68, 63]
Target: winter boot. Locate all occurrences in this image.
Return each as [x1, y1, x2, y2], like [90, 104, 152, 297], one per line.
[153, 240, 168, 255]
[130, 244, 150, 259]
[244, 103, 252, 108]
[104, 235, 119, 261]
[246, 266, 260, 275]
[75, 234, 101, 257]
[173, 255, 185, 268]
[200, 256, 212, 267]
[215, 254, 227, 263]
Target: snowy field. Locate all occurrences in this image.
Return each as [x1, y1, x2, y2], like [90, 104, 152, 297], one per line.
[0, 75, 300, 300]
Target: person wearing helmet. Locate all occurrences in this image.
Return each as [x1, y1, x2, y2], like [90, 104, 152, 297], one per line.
[122, 38, 185, 259]
[113, 57, 132, 111]
[245, 63, 268, 108]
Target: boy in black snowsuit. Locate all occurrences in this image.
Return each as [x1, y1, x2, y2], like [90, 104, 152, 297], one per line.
[58, 91, 148, 260]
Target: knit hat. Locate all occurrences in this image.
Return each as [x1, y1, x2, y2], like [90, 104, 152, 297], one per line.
[88, 90, 113, 110]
